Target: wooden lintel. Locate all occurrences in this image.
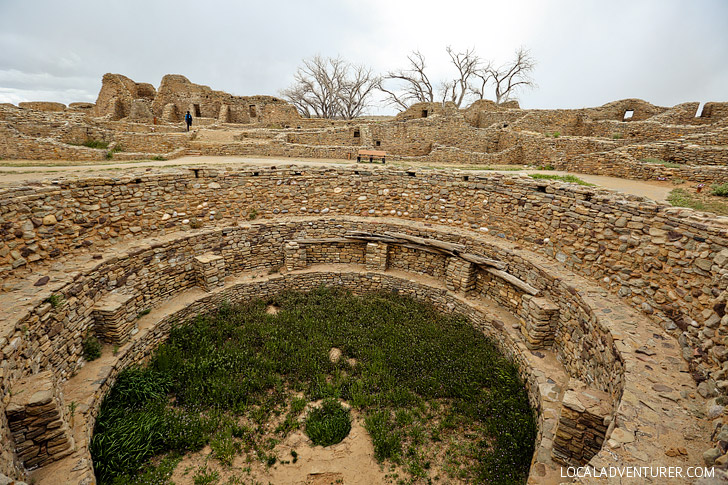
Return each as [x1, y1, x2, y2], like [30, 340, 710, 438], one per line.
[486, 268, 540, 295]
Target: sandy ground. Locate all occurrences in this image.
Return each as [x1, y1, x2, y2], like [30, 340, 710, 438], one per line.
[169, 409, 391, 485]
[0, 155, 677, 202]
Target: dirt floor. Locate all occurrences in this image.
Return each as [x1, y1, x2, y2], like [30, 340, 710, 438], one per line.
[0, 155, 679, 203]
[168, 406, 392, 485]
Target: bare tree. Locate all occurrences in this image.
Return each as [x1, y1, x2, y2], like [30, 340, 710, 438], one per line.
[377, 50, 436, 110]
[281, 56, 379, 119]
[440, 46, 480, 108]
[472, 47, 536, 104]
[379, 47, 481, 111]
[339, 65, 379, 119]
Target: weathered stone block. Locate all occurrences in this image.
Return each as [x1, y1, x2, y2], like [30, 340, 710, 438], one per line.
[284, 241, 307, 271]
[551, 378, 611, 466]
[520, 295, 559, 349]
[92, 292, 136, 344]
[193, 253, 226, 292]
[365, 242, 389, 271]
[5, 371, 74, 470]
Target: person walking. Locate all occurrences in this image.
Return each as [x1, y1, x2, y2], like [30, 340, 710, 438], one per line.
[185, 110, 193, 132]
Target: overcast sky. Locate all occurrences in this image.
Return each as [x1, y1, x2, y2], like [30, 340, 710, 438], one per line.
[0, 0, 726, 114]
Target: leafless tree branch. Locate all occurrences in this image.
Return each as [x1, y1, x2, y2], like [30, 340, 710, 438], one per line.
[440, 46, 479, 108]
[480, 47, 536, 104]
[281, 56, 379, 119]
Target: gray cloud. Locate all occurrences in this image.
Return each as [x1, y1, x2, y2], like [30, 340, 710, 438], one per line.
[0, 0, 725, 112]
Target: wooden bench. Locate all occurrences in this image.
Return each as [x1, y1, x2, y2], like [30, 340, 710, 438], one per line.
[357, 149, 386, 163]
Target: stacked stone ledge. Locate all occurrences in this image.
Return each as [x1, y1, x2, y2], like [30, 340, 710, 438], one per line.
[193, 253, 226, 291]
[520, 295, 559, 349]
[551, 378, 611, 466]
[365, 242, 389, 271]
[445, 258, 476, 293]
[284, 241, 307, 271]
[92, 292, 136, 344]
[5, 371, 74, 469]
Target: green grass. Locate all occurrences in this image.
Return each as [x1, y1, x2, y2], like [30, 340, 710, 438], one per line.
[46, 294, 65, 308]
[529, 173, 595, 186]
[641, 157, 681, 168]
[305, 399, 351, 446]
[71, 139, 110, 149]
[612, 133, 623, 139]
[83, 335, 102, 361]
[193, 466, 220, 485]
[91, 288, 536, 484]
[667, 188, 728, 215]
[712, 183, 728, 197]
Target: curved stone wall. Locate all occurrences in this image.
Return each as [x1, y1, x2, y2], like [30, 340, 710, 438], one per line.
[0, 166, 724, 482]
[42, 270, 566, 484]
[1, 166, 726, 374]
[0, 214, 706, 484]
[0, 218, 623, 395]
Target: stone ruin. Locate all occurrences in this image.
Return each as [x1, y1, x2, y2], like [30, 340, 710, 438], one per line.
[1, 72, 728, 186]
[1, 74, 728, 484]
[92, 73, 299, 124]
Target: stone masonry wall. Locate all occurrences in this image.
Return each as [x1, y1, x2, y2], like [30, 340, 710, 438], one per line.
[0, 218, 624, 416]
[0, 165, 726, 394]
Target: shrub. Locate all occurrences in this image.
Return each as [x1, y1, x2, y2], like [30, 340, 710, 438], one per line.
[305, 399, 351, 446]
[46, 294, 65, 308]
[612, 133, 623, 139]
[211, 427, 240, 466]
[82, 139, 109, 149]
[192, 466, 219, 485]
[83, 335, 102, 361]
[711, 183, 728, 197]
[151, 155, 166, 161]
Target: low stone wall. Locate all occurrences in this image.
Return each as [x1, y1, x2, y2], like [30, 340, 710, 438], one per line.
[0, 216, 715, 483]
[6, 371, 74, 469]
[1, 166, 725, 386]
[559, 150, 728, 183]
[0, 218, 623, 398]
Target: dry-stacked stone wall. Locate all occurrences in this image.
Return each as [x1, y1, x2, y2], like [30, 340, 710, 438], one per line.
[0, 216, 634, 481]
[0, 218, 624, 399]
[1, 166, 726, 379]
[1, 165, 727, 481]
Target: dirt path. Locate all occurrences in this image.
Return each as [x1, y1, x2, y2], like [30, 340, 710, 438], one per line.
[0, 155, 674, 202]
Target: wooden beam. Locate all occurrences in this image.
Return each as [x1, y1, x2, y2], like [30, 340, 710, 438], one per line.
[486, 268, 540, 296]
[383, 231, 466, 253]
[459, 252, 508, 270]
[345, 231, 508, 270]
[291, 238, 352, 244]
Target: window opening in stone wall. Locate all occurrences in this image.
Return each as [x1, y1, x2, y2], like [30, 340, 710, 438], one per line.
[421, 110, 428, 118]
[375, 140, 381, 146]
[193, 104, 201, 117]
[695, 102, 706, 118]
[623, 109, 634, 121]
[353, 129, 360, 138]
[249, 105, 257, 118]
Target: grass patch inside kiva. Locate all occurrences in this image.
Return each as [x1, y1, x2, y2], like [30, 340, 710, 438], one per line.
[91, 288, 536, 484]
